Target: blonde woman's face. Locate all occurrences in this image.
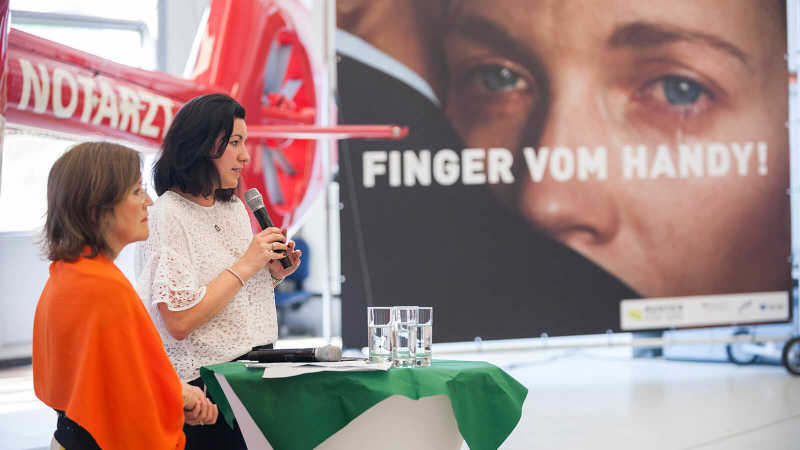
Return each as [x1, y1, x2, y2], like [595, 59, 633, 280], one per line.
[105, 178, 153, 251]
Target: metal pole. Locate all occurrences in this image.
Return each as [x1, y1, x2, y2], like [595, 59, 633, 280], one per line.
[319, 0, 338, 342]
[787, 0, 800, 337]
[433, 334, 792, 355]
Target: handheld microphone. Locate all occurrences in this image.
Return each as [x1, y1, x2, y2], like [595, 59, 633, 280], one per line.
[242, 345, 342, 363]
[243, 188, 292, 269]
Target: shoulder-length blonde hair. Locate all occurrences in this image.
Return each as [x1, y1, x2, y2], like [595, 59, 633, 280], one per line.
[43, 142, 141, 261]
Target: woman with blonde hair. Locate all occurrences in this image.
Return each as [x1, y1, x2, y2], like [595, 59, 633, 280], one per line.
[33, 141, 217, 450]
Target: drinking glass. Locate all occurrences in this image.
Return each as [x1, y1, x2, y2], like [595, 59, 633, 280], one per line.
[391, 306, 418, 367]
[415, 307, 433, 367]
[367, 307, 392, 362]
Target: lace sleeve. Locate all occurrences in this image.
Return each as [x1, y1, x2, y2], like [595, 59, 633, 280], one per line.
[137, 204, 206, 311]
[151, 247, 207, 311]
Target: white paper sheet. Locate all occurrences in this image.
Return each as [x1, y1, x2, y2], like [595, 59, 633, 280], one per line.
[245, 360, 393, 378]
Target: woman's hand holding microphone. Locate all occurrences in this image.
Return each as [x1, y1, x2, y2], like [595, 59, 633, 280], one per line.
[230, 227, 301, 284]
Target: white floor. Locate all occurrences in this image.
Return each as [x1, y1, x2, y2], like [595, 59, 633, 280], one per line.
[2, 346, 799, 450]
[455, 348, 800, 450]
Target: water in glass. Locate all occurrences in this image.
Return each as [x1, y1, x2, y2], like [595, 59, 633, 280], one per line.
[367, 306, 392, 362]
[392, 321, 416, 367]
[368, 324, 391, 362]
[415, 323, 432, 366]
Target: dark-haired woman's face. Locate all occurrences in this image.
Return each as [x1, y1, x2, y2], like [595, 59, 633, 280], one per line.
[443, 0, 789, 297]
[213, 118, 249, 189]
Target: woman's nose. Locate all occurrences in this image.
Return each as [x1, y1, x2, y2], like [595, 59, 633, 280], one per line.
[240, 145, 251, 164]
[520, 175, 620, 247]
[519, 83, 621, 247]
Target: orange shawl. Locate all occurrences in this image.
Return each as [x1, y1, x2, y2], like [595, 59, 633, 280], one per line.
[33, 253, 185, 450]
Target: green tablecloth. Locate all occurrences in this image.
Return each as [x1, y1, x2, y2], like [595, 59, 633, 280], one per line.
[200, 360, 527, 450]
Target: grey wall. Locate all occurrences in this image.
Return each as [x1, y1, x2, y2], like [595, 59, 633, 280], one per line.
[158, 0, 210, 76]
[0, 233, 48, 360]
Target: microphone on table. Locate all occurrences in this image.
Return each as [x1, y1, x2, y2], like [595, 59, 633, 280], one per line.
[241, 345, 342, 363]
[243, 188, 292, 269]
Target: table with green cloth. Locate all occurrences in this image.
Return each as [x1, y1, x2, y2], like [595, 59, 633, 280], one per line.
[200, 359, 528, 450]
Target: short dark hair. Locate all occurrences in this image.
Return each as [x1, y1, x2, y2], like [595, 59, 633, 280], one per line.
[44, 142, 141, 261]
[153, 93, 246, 201]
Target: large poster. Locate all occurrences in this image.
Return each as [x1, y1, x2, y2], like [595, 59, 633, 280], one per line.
[337, 0, 791, 346]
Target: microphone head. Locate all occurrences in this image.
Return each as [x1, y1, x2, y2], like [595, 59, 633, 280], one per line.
[314, 345, 342, 362]
[244, 188, 265, 211]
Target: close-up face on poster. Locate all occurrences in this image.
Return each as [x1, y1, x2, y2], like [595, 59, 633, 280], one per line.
[337, 0, 790, 343]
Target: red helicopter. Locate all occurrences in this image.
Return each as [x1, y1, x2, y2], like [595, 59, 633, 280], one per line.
[0, 0, 406, 232]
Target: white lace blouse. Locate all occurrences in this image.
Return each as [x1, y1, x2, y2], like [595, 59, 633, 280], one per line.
[135, 190, 278, 381]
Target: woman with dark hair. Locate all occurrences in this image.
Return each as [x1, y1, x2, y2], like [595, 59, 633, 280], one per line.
[33, 141, 218, 450]
[137, 93, 301, 449]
